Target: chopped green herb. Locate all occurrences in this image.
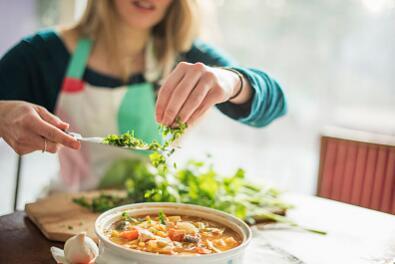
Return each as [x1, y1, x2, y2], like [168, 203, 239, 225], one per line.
[149, 152, 166, 169]
[73, 196, 90, 208]
[102, 118, 187, 154]
[147, 140, 161, 151]
[121, 211, 138, 223]
[160, 117, 187, 144]
[158, 210, 167, 225]
[103, 131, 148, 149]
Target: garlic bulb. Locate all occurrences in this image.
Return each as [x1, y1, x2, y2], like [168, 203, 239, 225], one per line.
[51, 232, 98, 264]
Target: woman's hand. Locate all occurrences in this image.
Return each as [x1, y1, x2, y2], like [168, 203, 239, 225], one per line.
[0, 101, 80, 155]
[156, 62, 252, 126]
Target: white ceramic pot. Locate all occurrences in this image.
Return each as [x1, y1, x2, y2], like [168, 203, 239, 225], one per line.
[95, 203, 252, 264]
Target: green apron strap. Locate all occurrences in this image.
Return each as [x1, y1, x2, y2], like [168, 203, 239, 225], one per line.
[65, 38, 93, 79]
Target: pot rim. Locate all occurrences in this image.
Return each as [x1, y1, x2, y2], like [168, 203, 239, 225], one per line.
[95, 202, 252, 259]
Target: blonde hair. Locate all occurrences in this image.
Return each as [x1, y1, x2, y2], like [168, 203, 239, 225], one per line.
[73, 0, 200, 82]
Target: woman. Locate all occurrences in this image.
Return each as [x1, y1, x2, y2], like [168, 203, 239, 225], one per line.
[0, 0, 286, 191]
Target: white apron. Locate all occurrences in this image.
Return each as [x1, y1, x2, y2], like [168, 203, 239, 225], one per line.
[53, 38, 162, 192]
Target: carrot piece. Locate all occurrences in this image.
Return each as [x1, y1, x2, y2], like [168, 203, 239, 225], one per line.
[168, 228, 184, 242]
[120, 229, 139, 240]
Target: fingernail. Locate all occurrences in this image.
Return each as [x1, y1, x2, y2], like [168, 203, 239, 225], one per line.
[63, 123, 70, 130]
[72, 141, 80, 149]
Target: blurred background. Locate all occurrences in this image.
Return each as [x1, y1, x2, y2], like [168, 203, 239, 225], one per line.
[0, 0, 394, 215]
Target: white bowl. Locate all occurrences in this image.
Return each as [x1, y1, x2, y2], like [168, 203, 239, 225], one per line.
[95, 202, 252, 264]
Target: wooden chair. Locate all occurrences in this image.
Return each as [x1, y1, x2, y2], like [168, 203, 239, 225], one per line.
[317, 126, 395, 214]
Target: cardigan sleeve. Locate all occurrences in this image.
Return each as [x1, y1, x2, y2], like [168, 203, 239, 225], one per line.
[0, 31, 65, 112]
[183, 39, 287, 128]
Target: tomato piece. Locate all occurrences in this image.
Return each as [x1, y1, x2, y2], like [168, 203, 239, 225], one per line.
[120, 229, 139, 240]
[168, 228, 184, 242]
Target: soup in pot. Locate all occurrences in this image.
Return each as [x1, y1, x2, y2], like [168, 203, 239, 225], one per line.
[106, 211, 241, 255]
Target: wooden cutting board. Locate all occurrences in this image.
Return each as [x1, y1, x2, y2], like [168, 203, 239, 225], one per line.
[25, 190, 125, 243]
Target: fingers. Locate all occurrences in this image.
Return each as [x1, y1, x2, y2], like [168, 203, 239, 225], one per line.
[186, 91, 219, 126]
[28, 134, 61, 153]
[8, 135, 60, 155]
[160, 70, 202, 126]
[27, 116, 80, 150]
[1, 101, 78, 155]
[156, 62, 231, 127]
[35, 106, 69, 131]
[42, 140, 60, 153]
[178, 80, 211, 123]
[156, 62, 187, 123]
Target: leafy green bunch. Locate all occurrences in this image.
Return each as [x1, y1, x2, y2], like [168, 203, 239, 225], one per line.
[143, 159, 293, 225]
[74, 158, 291, 225]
